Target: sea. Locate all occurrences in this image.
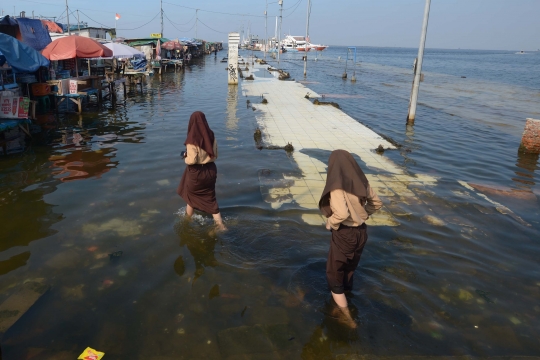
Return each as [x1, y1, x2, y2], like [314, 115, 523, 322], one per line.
[0, 46, 539, 358]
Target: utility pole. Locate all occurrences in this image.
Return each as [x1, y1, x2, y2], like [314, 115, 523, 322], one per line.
[278, 0, 283, 65]
[303, 0, 311, 76]
[264, 1, 268, 59]
[76, 10, 80, 32]
[65, 0, 71, 35]
[407, 0, 431, 124]
[160, 0, 164, 38]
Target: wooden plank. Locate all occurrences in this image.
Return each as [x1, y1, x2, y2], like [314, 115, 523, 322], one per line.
[0, 281, 49, 335]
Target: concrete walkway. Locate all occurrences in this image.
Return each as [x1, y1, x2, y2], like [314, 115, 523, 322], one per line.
[241, 59, 438, 226]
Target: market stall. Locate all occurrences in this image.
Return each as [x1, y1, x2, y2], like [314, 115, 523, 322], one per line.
[0, 33, 49, 155]
[41, 35, 112, 113]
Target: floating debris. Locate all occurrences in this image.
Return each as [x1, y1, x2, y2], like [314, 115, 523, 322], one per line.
[261, 98, 268, 104]
[109, 251, 123, 260]
[475, 289, 494, 303]
[458, 289, 474, 301]
[245, 74, 254, 80]
[313, 99, 340, 109]
[283, 142, 294, 153]
[278, 70, 290, 80]
[421, 215, 446, 226]
[209, 284, 220, 300]
[78, 347, 105, 360]
[241, 306, 248, 317]
[376, 145, 385, 154]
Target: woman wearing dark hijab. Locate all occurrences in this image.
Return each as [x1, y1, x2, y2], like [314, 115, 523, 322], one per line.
[177, 111, 226, 231]
[319, 149, 382, 327]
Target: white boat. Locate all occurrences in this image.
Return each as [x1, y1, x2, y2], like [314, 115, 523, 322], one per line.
[280, 35, 309, 52]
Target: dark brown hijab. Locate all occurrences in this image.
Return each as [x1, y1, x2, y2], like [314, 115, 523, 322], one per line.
[318, 149, 369, 217]
[184, 111, 215, 158]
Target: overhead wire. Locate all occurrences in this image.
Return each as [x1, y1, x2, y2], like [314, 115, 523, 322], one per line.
[116, 12, 161, 31]
[163, 1, 266, 18]
[284, 0, 304, 18]
[77, 9, 112, 28]
[165, 13, 195, 26]
[163, 12, 195, 33]
[197, 18, 229, 34]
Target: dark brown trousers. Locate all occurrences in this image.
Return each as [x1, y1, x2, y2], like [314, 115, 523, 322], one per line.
[326, 223, 367, 294]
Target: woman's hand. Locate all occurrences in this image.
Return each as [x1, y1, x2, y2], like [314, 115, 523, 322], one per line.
[326, 220, 331, 231]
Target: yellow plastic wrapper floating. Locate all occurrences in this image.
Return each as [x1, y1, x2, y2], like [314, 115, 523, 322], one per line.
[78, 347, 105, 360]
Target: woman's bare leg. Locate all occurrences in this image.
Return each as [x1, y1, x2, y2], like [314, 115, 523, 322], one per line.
[186, 204, 194, 219]
[212, 212, 227, 231]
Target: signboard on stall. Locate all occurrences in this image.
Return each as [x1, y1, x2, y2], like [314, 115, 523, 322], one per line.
[0, 97, 30, 119]
[69, 80, 78, 94]
[150, 33, 162, 38]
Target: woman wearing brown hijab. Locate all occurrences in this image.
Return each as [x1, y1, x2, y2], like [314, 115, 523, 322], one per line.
[177, 111, 226, 231]
[319, 150, 382, 327]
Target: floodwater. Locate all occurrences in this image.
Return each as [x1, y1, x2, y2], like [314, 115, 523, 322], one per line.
[0, 47, 539, 358]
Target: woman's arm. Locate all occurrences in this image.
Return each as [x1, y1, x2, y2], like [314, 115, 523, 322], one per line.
[328, 189, 350, 230]
[184, 144, 199, 165]
[365, 186, 383, 215]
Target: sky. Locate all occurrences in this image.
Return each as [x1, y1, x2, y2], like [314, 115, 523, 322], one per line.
[4, 0, 540, 50]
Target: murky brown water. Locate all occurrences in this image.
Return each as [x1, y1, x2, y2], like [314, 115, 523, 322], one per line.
[0, 48, 539, 359]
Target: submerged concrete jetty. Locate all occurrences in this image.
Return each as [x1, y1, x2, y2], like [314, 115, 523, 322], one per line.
[241, 60, 438, 226]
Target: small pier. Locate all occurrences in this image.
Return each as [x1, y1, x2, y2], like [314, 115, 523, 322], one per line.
[242, 60, 438, 226]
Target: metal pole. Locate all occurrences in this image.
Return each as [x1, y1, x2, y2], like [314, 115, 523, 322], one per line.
[65, 0, 70, 35]
[264, 1, 267, 60]
[303, 0, 311, 76]
[407, 0, 431, 124]
[160, 0, 164, 38]
[278, 0, 283, 65]
[76, 10, 80, 32]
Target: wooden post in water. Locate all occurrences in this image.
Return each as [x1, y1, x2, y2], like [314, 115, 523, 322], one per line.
[407, 0, 431, 125]
[228, 32, 240, 85]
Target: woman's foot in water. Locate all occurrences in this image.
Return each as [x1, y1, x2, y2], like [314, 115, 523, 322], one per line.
[330, 304, 357, 329]
[212, 213, 228, 232]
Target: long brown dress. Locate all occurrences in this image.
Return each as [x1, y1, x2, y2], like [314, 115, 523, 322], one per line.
[177, 112, 220, 215]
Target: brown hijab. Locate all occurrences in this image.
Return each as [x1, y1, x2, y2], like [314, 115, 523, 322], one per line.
[318, 149, 369, 217]
[184, 111, 215, 158]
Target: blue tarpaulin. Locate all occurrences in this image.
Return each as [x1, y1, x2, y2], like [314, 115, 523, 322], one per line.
[0, 33, 50, 73]
[15, 18, 51, 51]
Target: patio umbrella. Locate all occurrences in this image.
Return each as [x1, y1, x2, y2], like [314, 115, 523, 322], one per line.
[41, 35, 112, 60]
[161, 40, 183, 51]
[104, 42, 144, 58]
[42, 35, 112, 76]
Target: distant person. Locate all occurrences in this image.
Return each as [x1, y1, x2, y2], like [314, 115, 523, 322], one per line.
[177, 111, 226, 232]
[318, 150, 382, 328]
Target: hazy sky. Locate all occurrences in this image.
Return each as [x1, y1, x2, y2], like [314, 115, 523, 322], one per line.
[6, 0, 540, 50]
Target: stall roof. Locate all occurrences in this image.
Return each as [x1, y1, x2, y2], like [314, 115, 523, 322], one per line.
[125, 38, 169, 47]
[0, 16, 52, 51]
[0, 33, 50, 72]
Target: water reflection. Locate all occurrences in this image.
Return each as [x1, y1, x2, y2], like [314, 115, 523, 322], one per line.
[0, 154, 64, 252]
[174, 217, 219, 283]
[50, 148, 118, 182]
[513, 149, 539, 190]
[226, 85, 239, 130]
